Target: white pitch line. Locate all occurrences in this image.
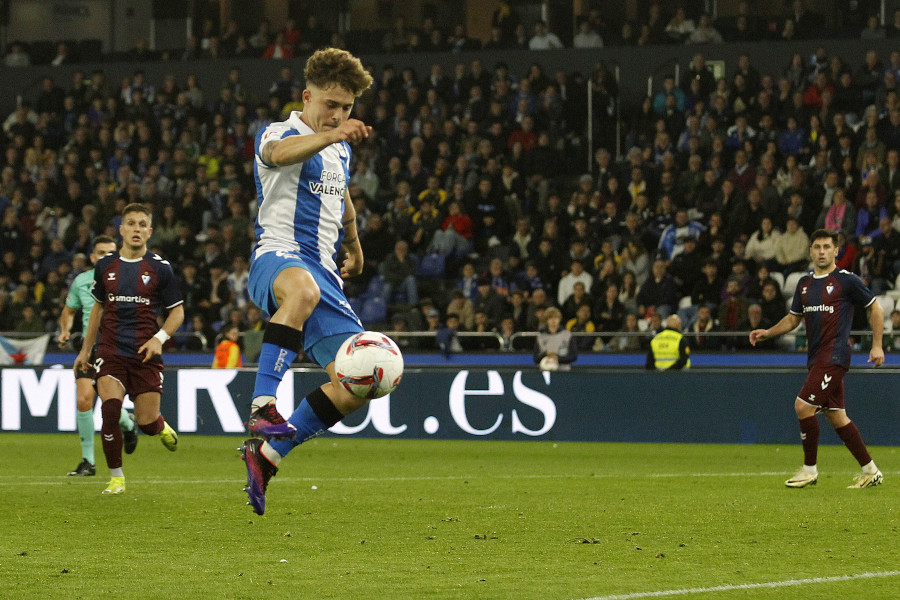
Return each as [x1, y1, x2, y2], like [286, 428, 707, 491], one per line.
[0, 470, 897, 486]
[576, 571, 900, 600]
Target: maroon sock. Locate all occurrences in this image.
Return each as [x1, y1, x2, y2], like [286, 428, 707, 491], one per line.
[835, 422, 872, 467]
[139, 415, 165, 436]
[100, 399, 124, 469]
[798, 416, 819, 467]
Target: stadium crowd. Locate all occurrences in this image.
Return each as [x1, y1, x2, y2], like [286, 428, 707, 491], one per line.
[2, 2, 900, 358]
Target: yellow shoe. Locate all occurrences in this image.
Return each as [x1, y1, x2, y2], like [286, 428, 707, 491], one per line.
[101, 477, 125, 495]
[848, 470, 883, 488]
[159, 421, 178, 451]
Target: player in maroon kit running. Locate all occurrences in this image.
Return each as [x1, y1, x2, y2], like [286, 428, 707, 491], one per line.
[750, 229, 884, 488]
[75, 203, 185, 495]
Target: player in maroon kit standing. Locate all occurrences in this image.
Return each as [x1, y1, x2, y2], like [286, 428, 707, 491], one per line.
[750, 229, 884, 488]
[75, 203, 185, 495]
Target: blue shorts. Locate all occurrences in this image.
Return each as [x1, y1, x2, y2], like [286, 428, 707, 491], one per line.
[249, 247, 363, 367]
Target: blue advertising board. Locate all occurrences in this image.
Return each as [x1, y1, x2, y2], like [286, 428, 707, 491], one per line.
[3, 366, 898, 445]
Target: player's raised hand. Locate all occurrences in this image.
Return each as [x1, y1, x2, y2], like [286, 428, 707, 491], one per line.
[138, 337, 163, 363]
[868, 345, 884, 367]
[748, 329, 768, 346]
[340, 250, 363, 279]
[333, 119, 371, 144]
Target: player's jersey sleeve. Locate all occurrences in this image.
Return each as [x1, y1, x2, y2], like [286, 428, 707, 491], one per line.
[789, 276, 807, 315]
[91, 257, 112, 304]
[256, 121, 300, 167]
[153, 254, 184, 309]
[65, 273, 86, 310]
[842, 270, 876, 308]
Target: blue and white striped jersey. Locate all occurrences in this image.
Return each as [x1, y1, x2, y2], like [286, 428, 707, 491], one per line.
[253, 111, 352, 274]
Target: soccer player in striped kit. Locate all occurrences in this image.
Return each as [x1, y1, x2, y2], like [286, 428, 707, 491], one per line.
[750, 229, 884, 488]
[240, 48, 378, 515]
[59, 235, 138, 476]
[75, 203, 184, 494]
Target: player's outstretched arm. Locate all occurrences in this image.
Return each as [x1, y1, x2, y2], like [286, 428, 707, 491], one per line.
[138, 304, 185, 363]
[264, 119, 371, 167]
[58, 305, 76, 348]
[74, 303, 103, 372]
[749, 313, 802, 346]
[867, 299, 884, 367]
[340, 190, 364, 279]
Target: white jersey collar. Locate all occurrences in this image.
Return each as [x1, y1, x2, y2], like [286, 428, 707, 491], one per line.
[288, 111, 314, 135]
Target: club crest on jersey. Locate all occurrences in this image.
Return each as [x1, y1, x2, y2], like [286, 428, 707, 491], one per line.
[826, 284, 834, 295]
[142, 272, 151, 285]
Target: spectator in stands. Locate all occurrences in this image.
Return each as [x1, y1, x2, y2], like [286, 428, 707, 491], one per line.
[380, 240, 418, 307]
[436, 313, 464, 357]
[560, 280, 591, 322]
[745, 217, 781, 267]
[492, 0, 519, 47]
[567, 303, 596, 351]
[409, 196, 440, 254]
[4, 42, 31, 67]
[687, 13, 723, 44]
[670, 235, 705, 297]
[665, 7, 695, 44]
[606, 312, 641, 352]
[50, 42, 72, 66]
[557, 259, 593, 307]
[856, 190, 889, 243]
[528, 20, 563, 50]
[772, 216, 810, 275]
[735, 304, 774, 350]
[534, 306, 577, 370]
[573, 19, 603, 48]
[687, 304, 718, 351]
[445, 290, 474, 330]
[262, 32, 294, 59]
[815, 187, 856, 238]
[687, 259, 723, 315]
[658, 209, 705, 259]
[15, 304, 45, 333]
[637, 259, 678, 318]
[212, 324, 243, 368]
[718, 276, 750, 332]
[860, 14, 886, 40]
[430, 200, 473, 257]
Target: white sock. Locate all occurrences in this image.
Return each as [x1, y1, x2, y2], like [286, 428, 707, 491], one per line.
[251, 395, 276, 411]
[803, 464, 817, 475]
[110, 467, 124, 478]
[862, 461, 878, 474]
[261, 442, 282, 466]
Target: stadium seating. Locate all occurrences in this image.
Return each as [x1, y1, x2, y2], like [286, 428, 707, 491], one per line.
[359, 297, 387, 325]
[769, 271, 785, 292]
[782, 272, 805, 300]
[416, 253, 446, 279]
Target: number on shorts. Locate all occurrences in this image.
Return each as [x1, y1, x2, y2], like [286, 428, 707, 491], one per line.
[93, 357, 104, 371]
[275, 249, 301, 261]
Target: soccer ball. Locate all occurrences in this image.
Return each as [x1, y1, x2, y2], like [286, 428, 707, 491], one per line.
[335, 331, 404, 399]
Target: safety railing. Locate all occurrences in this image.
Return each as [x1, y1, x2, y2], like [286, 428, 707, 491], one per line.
[18, 331, 212, 352]
[4, 328, 890, 360]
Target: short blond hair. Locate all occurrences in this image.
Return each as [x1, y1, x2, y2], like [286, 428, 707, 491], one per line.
[544, 307, 562, 320]
[304, 48, 373, 97]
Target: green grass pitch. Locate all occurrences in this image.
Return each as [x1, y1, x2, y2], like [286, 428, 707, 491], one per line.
[1, 434, 898, 599]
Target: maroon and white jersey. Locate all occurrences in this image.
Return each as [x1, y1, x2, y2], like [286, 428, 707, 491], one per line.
[90, 251, 183, 361]
[790, 268, 875, 369]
